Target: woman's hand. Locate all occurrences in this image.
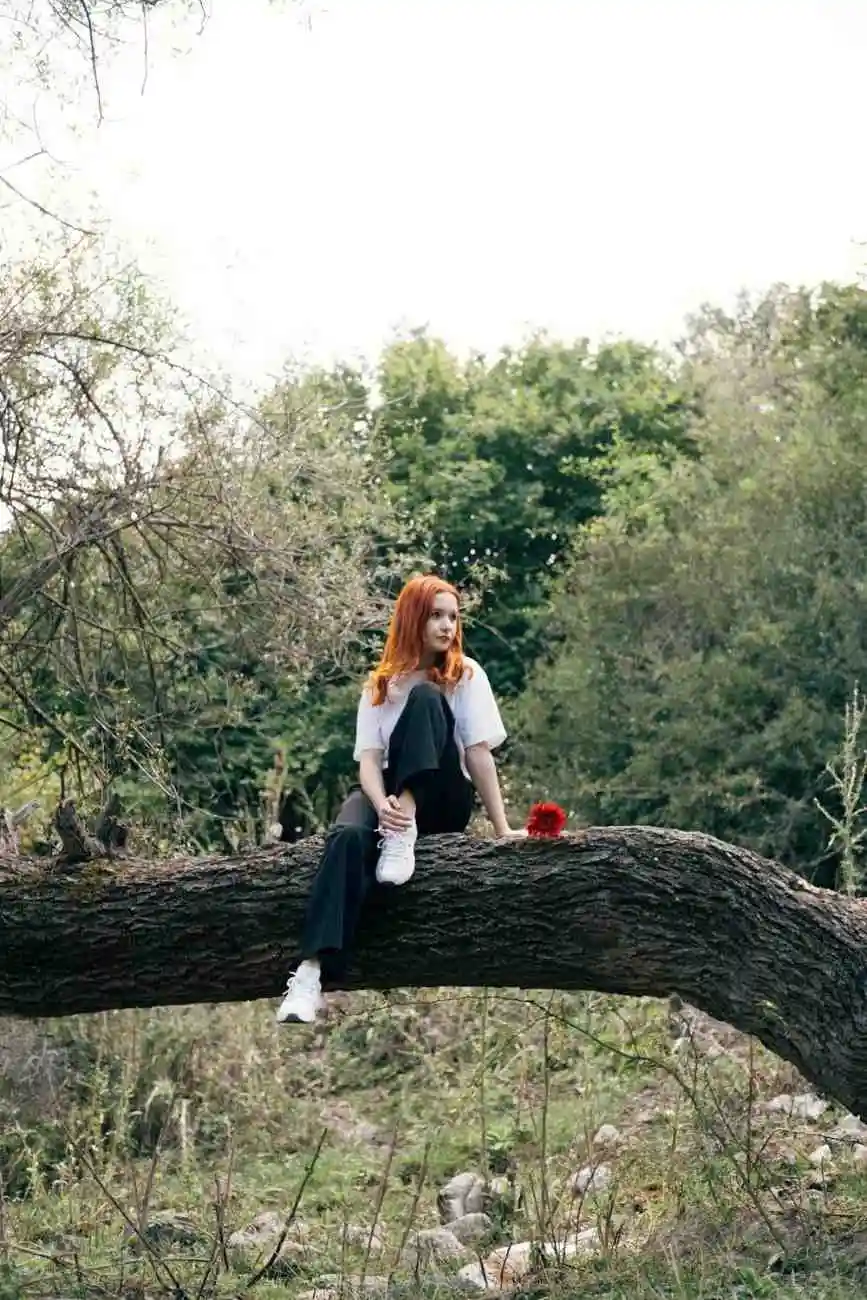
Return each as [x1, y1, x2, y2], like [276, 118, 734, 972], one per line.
[495, 826, 529, 840]
[378, 795, 413, 834]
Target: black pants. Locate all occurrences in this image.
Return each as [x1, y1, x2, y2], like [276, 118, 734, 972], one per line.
[300, 683, 475, 972]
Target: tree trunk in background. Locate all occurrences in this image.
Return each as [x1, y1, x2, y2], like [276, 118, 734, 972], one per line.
[3, 827, 867, 1115]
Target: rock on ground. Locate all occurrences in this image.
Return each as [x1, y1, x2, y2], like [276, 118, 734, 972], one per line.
[570, 1162, 613, 1196]
[402, 1226, 469, 1269]
[447, 1212, 494, 1247]
[124, 1211, 204, 1250]
[457, 1229, 601, 1293]
[299, 1276, 389, 1300]
[764, 1093, 828, 1122]
[593, 1124, 621, 1150]
[341, 1223, 386, 1253]
[438, 1171, 487, 1223]
[226, 1210, 309, 1277]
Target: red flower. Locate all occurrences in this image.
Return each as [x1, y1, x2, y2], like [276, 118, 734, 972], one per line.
[525, 801, 567, 838]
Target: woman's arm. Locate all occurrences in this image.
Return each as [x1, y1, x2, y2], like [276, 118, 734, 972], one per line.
[359, 749, 387, 810]
[358, 751, 412, 832]
[454, 659, 521, 836]
[464, 742, 522, 837]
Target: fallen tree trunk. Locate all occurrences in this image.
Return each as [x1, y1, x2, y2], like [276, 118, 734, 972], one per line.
[2, 826, 867, 1115]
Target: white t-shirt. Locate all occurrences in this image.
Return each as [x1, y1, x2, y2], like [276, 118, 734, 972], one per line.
[353, 656, 507, 775]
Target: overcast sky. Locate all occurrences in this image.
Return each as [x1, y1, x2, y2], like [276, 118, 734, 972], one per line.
[8, 0, 867, 384]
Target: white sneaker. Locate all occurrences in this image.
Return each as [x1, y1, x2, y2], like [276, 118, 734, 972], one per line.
[275, 961, 323, 1024]
[376, 821, 418, 885]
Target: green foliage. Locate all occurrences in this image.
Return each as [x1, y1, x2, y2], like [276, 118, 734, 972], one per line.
[2, 301, 696, 842]
[815, 686, 867, 895]
[0, 249, 400, 847]
[2, 992, 867, 1297]
[9, 278, 867, 865]
[373, 330, 696, 694]
[516, 285, 867, 881]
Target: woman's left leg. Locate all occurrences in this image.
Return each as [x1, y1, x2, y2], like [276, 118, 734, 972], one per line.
[377, 682, 476, 882]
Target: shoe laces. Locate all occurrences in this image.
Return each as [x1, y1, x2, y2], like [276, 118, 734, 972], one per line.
[286, 967, 318, 994]
[378, 824, 414, 853]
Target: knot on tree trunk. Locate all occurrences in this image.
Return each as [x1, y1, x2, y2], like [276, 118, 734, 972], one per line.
[53, 794, 129, 865]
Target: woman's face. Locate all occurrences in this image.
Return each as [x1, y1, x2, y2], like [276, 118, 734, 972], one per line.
[423, 591, 459, 657]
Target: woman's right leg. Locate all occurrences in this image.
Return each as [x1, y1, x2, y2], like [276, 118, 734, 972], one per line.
[275, 787, 379, 1024]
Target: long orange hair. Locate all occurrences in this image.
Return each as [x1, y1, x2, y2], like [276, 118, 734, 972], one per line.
[366, 574, 470, 706]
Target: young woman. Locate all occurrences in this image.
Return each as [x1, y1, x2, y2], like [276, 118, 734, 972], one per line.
[276, 573, 526, 1025]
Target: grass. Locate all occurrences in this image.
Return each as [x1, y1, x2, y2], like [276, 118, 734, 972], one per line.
[2, 987, 867, 1299]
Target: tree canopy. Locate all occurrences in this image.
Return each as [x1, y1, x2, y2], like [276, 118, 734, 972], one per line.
[516, 285, 867, 883]
[4, 253, 867, 885]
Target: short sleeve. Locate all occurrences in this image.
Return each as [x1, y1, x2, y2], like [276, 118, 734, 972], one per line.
[453, 659, 507, 751]
[353, 688, 383, 760]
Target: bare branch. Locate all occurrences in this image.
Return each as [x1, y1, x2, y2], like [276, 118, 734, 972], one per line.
[0, 168, 97, 235]
[0, 240, 395, 822]
[77, 0, 105, 123]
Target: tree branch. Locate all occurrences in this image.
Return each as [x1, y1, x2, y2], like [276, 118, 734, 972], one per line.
[0, 800, 40, 857]
[2, 825, 867, 1116]
[0, 505, 132, 634]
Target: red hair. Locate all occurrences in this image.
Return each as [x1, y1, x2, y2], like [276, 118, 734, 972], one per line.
[367, 574, 470, 706]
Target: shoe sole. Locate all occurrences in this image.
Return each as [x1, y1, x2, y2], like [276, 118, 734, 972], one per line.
[276, 1008, 318, 1024]
[376, 871, 415, 885]
[276, 996, 323, 1025]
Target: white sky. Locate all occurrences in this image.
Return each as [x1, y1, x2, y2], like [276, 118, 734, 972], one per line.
[8, 0, 867, 385]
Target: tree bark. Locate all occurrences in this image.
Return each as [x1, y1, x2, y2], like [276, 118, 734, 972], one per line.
[3, 826, 867, 1116]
